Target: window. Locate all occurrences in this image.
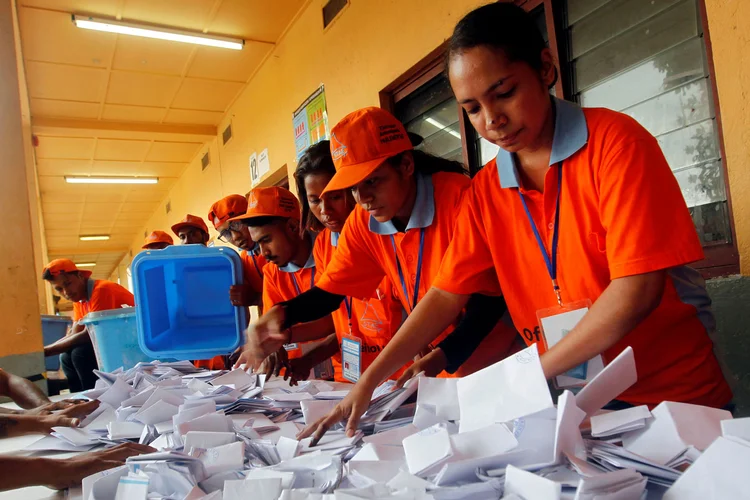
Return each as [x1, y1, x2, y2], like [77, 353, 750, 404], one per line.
[564, 0, 736, 272]
[381, 0, 735, 274]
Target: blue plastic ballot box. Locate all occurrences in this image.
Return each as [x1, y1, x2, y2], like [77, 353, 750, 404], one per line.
[131, 245, 246, 361]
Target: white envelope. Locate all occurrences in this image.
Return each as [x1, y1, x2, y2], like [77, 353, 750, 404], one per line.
[351, 443, 406, 463]
[121, 387, 156, 408]
[449, 423, 518, 461]
[300, 399, 339, 425]
[554, 390, 586, 462]
[134, 399, 180, 425]
[262, 422, 305, 445]
[591, 405, 652, 438]
[178, 412, 234, 436]
[114, 472, 149, 500]
[575, 347, 636, 416]
[80, 402, 116, 431]
[721, 417, 750, 443]
[277, 436, 301, 461]
[140, 387, 185, 412]
[348, 461, 404, 484]
[622, 401, 733, 465]
[210, 369, 256, 391]
[402, 424, 453, 475]
[416, 377, 460, 421]
[200, 440, 245, 476]
[52, 426, 100, 446]
[184, 431, 237, 451]
[25, 434, 98, 452]
[244, 468, 295, 489]
[504, 464, 562, 500]
[363, 424, 419, 446]
[84, 465, 129, 500]
[97, 376, 133, 408]
[107, 420, 146, 440]
[664, 436, 750, 499]
[224, 477, 281, 500]
[456, 344, 553, 433]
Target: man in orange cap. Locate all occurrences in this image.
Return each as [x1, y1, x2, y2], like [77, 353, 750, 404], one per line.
[229, 187, 338, 380]
[42, 259, 134, 391]
[142, 230, 173, 250]
[208, 194, 266, 308]
[171, 214, 209, 246]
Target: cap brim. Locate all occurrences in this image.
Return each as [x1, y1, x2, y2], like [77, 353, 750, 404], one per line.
[171, 222, 206, 234]
[321, 156, 389, 196]
[78, 270, 93, 278]
[228, 210, 299, 223]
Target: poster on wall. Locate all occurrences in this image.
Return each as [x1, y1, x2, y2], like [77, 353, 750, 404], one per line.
[292, 85, 329, 160]
[249, 152, 259, 186]
[258, 149, 270, 179]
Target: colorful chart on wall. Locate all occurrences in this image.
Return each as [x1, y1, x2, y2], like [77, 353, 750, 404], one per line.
[293, 85, 329, 161]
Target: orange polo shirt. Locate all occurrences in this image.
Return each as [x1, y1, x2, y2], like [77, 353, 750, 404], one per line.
[314, 228, 407, 383]
[241, 250, 267, 297]
[262, 235, 340, 379]
[73, 280, 134, 321]
[316, 171, 517, 378]
[433, 99, 731, 408]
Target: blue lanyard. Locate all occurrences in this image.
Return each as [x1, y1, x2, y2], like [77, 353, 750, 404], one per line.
[290, 267, 315, 296]
[343, 296, 353, 333]
[517, 162, 564, 306]
[390, 228, 426, 313]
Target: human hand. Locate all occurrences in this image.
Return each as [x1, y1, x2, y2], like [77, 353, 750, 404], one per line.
[48, 443, 155, 490]
[4, 413, 81, 437]
[296, 379, 377, 445]
[57, 399, 100, 419]
[24, 399, 85, 416]
[233, 305, 289, 371]
[395, 347, 447, 388]
[284, 356, 313, 386]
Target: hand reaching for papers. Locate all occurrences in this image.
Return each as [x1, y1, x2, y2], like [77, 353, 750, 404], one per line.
[297, 379, 376, 446]
[46, 443, 155, 490]
[234, 305, 289, 371]
[395, 348, 448, 388]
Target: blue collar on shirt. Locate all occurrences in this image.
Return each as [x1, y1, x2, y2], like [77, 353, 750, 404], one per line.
[330, 231, 340, 248]
[496, 97, 589, 189]
[278, 231, 318, 273]
[368, 172, 435, 235]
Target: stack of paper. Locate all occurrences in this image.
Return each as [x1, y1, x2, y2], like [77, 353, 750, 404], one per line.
[590, 406, 652, 438]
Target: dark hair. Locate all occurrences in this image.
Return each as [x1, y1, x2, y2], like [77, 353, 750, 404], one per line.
[386, 150, 468, 177]
[294, 141, 335, 234]
[446, 3, 556, 87]
[240, 216, 287, 229]
[42, 270, 79, 282]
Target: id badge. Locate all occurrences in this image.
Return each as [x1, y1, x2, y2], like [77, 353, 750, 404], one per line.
[536, 299, 601, 388]
[341, 335, 361, 383]
[283, 343, 299, 352]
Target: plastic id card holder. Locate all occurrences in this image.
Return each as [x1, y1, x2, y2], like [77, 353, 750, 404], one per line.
[536, 299, 603, 389]
[341, 335, 361, 383]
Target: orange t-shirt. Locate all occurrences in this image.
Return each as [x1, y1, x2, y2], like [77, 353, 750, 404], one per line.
[240, 250, 267, 297]
[262, 239, 339, 378]
[73, 280, 134, 321]
[316, 171, 517, 378]
[314, 228, 407, 383]
[433, 100, 731, 408]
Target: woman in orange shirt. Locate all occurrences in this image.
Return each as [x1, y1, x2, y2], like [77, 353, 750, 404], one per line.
[234, 108, 514, 383]
[298, 2, 732, 442]
[293, 140, 408, 384]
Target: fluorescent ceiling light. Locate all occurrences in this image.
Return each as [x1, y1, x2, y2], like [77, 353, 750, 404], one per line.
[73, 15, 244, 50]
[75, 262, 96, 267]
[424, 117, 462, 139]
[66, 176, 158, 185]
[79, 235, 110, 241]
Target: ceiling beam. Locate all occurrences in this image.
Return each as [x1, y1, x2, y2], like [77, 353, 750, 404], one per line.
[32, 117, 217, 142]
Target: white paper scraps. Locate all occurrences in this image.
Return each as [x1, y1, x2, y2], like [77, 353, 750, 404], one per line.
[504, 464, 562, 500]
[575, 347, 636, 417]
[457, 344, 553, 433]
[591, 405, 652, 438]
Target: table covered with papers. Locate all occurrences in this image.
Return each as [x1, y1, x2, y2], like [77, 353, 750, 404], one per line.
[9, 347, 750, 500]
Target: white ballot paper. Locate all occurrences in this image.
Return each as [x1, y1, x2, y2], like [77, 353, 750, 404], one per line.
[721, 417, 750, 443]
[664, 436, 750, 499]
[504, 464, 562, 500]
[622, 401, 733, 465]
[591, 405, 652, 438]
[402, 423, 453, 475]
[575, 347, 636, 417]
[457, 344, 553, 433]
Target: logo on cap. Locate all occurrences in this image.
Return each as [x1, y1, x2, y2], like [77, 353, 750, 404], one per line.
[248, 193, 258, 209]
[331, 132, 348, 161]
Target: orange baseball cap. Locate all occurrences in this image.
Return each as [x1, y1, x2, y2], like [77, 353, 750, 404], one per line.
[171, 214, 209, 236]
[208, 195, 248, 229]
[322, 107, 413, 195]
[228, 186, 300, 222]
[142, 230, 174, 249]
[42, 258, 92, 279]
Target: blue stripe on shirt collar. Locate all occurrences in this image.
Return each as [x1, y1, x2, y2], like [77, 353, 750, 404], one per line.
[368, 172, 435, 235]
[496, 97, 588, 189]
